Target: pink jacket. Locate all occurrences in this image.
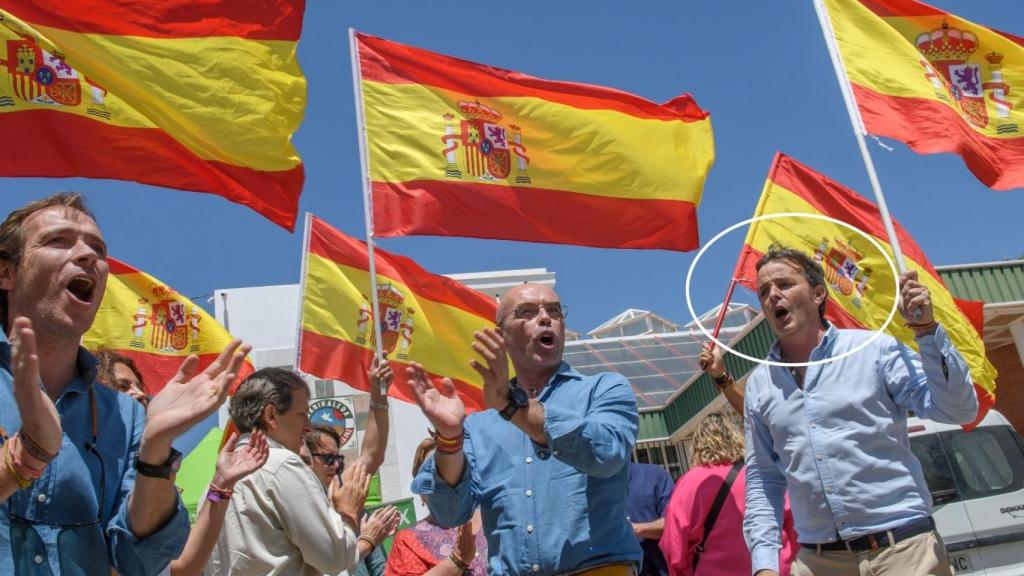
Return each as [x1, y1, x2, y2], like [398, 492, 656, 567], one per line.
[659, 464, 797, 576]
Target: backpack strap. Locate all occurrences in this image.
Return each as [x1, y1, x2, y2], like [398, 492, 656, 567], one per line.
[692, 461, 743, 571]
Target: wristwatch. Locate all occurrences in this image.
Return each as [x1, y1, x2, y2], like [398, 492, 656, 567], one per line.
[135, 448, 183, 480]
[713, 371, 732, 389]
[499, 383, 530, 421]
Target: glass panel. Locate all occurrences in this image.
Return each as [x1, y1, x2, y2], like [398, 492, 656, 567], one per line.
[944, 427, 1024, 500]
[909, 433, 961, 504]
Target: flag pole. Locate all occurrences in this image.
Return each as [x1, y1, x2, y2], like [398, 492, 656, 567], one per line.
[812, 0, 909, 276]
[700, 277, 742, 370]
[294, 212, 314, 371]
[349, 28, 387, 389]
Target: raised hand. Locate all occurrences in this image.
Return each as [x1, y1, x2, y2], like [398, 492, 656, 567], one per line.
[470, 328, 510, 411]
[10, 317, 61, 466]
[360, 505, 401, 546]
[331, 459, 371, 527]
[369, 355, 393, 397]
[898, 271, 934, 326]
[699, 342, 726, 378]
[213, 430, 269, 489]
[406, 362, 465, 438]
[143, 340, 251, 450]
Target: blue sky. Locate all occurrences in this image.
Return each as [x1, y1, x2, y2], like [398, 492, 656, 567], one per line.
[4, 1, 1023, 339]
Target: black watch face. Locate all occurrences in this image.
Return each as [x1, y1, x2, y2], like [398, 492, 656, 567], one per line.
[510, 386, 529, 406]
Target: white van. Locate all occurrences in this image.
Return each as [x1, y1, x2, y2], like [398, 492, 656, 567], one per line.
[909, 410, 1024, 575]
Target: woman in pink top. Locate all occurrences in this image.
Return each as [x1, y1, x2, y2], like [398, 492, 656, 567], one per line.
[660, 414, 797, 576]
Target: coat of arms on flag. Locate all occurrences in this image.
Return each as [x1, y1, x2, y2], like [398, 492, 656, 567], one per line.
[441, 101, 531, 183]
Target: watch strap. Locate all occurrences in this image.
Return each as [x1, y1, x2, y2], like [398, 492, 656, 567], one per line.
[135, 447, 182, 479]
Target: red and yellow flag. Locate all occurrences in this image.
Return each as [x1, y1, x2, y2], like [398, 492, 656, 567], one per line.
[84, 257, 254, 396]
[823, 0, 1024, 189]
[0, 1, 307, 229]
[298, 215, 493, 412]
[354, 31, 714, 251]
[734, 153, 996, 426]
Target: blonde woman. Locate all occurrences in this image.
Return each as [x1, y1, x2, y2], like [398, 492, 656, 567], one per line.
[660, 414, 797, 576]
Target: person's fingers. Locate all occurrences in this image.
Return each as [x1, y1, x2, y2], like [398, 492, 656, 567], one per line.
[222, 432, 240, 453]
[469, 359, 492, 380]
[201, 339, 244, 378]
[171, 355, 201, 386]
[440, 377, 458, 398]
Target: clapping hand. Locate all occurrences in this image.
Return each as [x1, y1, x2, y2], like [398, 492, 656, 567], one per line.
[470, 328, 510, 411]
[10, 317, 61, 466]
[407, 362, 465, 438]
[213, 430, 269, 489]
[360, 505, 401, 547]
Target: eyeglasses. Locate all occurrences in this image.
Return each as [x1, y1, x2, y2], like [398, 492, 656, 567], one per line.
[511, 303, 568, 321]
[311, 453, 344, 467]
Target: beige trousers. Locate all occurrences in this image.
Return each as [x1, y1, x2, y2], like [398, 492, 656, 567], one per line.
[791, 531, 953, 576]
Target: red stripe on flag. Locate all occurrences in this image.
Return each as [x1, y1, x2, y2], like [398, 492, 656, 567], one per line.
[307, 218, 498, 321]
[0, 110, 302, 230]
[106, 349, 254, 397]
[298, 330, 486, 413]
[852, 84, 1024, 191]
[371, 180, 699, 252]
[357, 33, 708, 123]
[2, 1, 304, 41]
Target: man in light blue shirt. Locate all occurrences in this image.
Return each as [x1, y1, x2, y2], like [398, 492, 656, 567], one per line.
[0, 193, 250, 574]
[407, 283, 642, 576]
[742, 247, 977, 576]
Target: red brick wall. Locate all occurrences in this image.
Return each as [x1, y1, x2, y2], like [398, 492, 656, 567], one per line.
[990, 343, 1024, 434]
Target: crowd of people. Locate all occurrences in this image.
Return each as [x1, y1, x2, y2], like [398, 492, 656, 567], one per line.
[0, 193, 978, 576]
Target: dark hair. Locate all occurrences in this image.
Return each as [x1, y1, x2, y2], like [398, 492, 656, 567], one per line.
[755, 245, 828, 326]
[94, 349, 146, 393]
[0, 192, 96, 326]
[306, 424, 342, 452]
[229, 367, 309, 433]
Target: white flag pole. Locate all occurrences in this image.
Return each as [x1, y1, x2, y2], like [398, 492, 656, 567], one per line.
[812, 0, 910, 276]
[349, 28, 387, 382]
[294, 212, 314, 371]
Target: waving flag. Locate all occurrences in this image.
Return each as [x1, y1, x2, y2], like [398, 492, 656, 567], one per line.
[0, 1, 307, 229]
[354, 31, 714, 251]
[298, 215, 493, 411]
[735, 153, 996, 426]
[822, 0, 1024, 189]
[84, 257, 254, 395]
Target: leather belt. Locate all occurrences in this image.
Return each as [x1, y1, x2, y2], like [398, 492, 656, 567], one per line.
[800, 516, 936, 553]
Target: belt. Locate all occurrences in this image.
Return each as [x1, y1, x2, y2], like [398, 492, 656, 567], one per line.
[560, 563, 636, 576]
[800, 516, 936, 553]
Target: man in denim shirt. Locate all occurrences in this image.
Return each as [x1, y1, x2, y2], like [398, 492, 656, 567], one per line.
[742, 247, 977, 576]
[407, 284, 642, 576]
[0, 193, 250, 575]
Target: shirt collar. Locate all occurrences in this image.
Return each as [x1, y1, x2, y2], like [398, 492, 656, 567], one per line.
[0, 329, 98, 394]
[767, 321, 838, 362]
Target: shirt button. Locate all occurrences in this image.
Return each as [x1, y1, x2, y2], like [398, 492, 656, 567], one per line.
[527, 524, 534, 533]
[532, 564, 540, 572]
[526, 489, 533, 497]
[34, 555, 43, 565]
[553, 450, 560, 456]
[826, 486, 834, 494]
[37, 493, 46, 503]
[816, 454, 823, 461]
[526, 457, 533, 464]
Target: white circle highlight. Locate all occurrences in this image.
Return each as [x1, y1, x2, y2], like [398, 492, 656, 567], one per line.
[685, 212, 900, 368]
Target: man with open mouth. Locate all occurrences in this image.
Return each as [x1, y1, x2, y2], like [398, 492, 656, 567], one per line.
[0, 192, 250, 575]
[405, 283, 642, 576]
[740, 246, 977, 576]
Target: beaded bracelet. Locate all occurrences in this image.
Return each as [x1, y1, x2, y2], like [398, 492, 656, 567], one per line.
[435, 430, 464, 454]
[18, 429, 56, 464]
[5, 434, 44, 488]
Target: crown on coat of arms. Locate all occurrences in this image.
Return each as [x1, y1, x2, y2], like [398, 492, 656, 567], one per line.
[458, 100, 502, 123]
[830, 237, 864, 263]
[377, 283, 405, 309]
[916, 22, 977, 62]
[985, 52, 1004, 66]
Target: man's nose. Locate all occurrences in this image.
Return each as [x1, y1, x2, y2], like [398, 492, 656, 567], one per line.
[72, 238, 99, 265]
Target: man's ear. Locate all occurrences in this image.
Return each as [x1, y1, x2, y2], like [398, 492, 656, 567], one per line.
[813, 283, 827, 306]
[261, 403, 277, 431]
[0, 260, 15, 292]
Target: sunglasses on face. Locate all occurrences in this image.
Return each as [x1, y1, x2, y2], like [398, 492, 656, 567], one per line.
[311, 452, 344, 467]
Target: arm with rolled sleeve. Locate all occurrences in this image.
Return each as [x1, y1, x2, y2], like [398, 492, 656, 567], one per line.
[743, 389, 787, 576]
[107, 402, 190, 576]
[272, 457, 359, 575]
[881, 326, 978, 425]
[417, 425, 480, 528]
[544, 373, 638, 478]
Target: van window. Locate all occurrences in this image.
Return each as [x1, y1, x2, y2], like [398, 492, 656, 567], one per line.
[945, 427, 1024, 499]
[910, 433, 961, 504]
[912, 426, 1024, 503]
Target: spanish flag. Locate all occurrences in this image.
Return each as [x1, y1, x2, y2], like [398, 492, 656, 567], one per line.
[822, 0, 1024, 190]
[354, 31, 714, 251]
[84, 257, 254, 396]
[734, 153, 996, 426]
[298, 215, 492, 411]
[0, 1, 306, 229]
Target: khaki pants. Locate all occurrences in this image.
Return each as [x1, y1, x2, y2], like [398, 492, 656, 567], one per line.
[792, 531, 953, 576]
